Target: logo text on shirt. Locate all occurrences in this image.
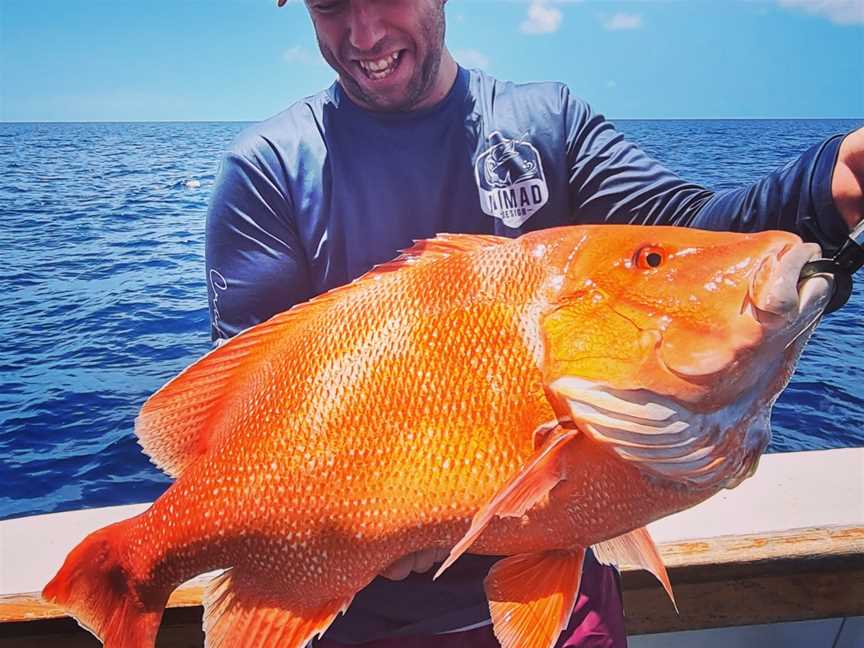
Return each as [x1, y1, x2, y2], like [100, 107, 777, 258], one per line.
[474, 131, 549, 228]
[209, 268, 229, 340]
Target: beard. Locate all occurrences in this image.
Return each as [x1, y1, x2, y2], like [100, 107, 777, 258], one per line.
[316, 4, 446, 112]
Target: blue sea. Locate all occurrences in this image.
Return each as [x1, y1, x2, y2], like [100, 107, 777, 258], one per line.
[1, 119, 862, 522]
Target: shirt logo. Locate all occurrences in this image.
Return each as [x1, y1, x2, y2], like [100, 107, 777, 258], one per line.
[475, 131, 549, 228]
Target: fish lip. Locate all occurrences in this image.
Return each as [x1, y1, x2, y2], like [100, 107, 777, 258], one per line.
[747, 242, 829, 325]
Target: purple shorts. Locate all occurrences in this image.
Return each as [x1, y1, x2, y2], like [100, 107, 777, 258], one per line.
[316, 559, 626, 648]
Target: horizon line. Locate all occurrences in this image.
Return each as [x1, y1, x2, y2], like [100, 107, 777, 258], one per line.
[2, 117, 863, 125]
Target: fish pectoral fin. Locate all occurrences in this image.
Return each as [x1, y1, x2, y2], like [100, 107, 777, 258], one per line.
[434, 426, 579, 579]
[485, 549, 586, 648]
[592, 526, 677, 612]
[202, 569, 353, 648]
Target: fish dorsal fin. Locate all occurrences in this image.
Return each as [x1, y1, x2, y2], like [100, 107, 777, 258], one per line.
[203, 569, 353, 648]
[136, 233, 508, 477]
[434, 426, 580, 579]
[592, 526, 677, 611]
[134, 305, 310, 477]
[401, 233, 508, 258]
[485, 549, 586, 648]
[375, 233, 508, 273]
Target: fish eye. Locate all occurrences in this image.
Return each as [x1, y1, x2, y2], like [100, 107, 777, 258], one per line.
[634, 245, 666, 270]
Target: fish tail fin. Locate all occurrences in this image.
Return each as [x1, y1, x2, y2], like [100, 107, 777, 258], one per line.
[42, 518, 166, 648]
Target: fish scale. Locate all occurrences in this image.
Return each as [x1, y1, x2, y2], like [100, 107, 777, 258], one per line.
[43, 225, 829, 648]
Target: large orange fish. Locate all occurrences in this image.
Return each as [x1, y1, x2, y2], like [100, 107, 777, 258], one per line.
[43, 225, 832, 648]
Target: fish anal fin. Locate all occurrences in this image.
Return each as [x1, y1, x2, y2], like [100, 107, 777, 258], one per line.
[434, 427, 579, 579]
[593, 526, 677, 612]
[202, 570, 352, 648]
[485, 549, 586, 648]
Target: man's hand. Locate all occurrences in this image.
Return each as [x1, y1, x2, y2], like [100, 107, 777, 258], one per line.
[380, 548, 451, 581]
[833, 128, 864, 231]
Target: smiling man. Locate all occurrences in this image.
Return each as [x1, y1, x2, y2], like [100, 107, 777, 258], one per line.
[205, 1, 863, 646]
[305, 0, 453, 112]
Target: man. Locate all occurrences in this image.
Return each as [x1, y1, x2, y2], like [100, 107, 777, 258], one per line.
[205, 1, 863, 645]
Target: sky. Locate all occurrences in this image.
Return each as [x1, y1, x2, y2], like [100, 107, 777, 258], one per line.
[1, 0, 862, 122]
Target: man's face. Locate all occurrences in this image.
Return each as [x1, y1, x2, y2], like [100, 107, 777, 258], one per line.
[304, 0, 448, 112]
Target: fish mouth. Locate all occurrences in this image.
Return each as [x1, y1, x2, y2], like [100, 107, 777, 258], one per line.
[652, 241, 833, 384]
[747, 242, 833, 336]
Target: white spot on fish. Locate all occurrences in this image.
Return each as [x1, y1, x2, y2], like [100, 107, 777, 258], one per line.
[733, 257, 753, 271]
[672, 247, 699, 258]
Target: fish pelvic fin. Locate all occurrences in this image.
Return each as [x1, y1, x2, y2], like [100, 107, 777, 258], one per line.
[42, 517, 166, 648]
[434, 426, 580, 579]
[485, 549, 586, 648]
[593, 526, 677, 612]
[202, 569, 353, 648]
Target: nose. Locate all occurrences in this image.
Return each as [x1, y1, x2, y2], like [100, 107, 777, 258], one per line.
[347, 4, 386, 53]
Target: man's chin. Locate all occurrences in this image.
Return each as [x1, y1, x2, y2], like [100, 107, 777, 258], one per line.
[341, 66, 426, 112]
[343, 82, 416, 112]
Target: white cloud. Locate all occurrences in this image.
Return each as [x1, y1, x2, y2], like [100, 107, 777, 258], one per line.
[604, 12, 643, 31]
[521, 1, 563, 34]
[453, 49, 491, 70]
[283, 46, 323, 66]
[777, 0, 864, 24]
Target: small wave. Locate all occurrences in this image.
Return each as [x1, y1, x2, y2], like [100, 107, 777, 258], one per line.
[176, 178, 202, 190]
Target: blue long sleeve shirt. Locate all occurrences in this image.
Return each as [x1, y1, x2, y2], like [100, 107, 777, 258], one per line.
[204, 66, 849, 642]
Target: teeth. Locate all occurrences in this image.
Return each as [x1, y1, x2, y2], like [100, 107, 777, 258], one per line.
[358, 52, 400, 78]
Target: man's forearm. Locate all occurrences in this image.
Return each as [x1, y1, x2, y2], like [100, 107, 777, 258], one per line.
[832, 128, 864, 231]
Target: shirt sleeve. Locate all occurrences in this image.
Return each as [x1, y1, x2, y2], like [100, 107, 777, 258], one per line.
[563, 90, 850, 254]
[205, 148, 312, 343]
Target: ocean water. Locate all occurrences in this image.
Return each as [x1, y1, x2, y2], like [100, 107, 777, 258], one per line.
[0, 118, 862, 522]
